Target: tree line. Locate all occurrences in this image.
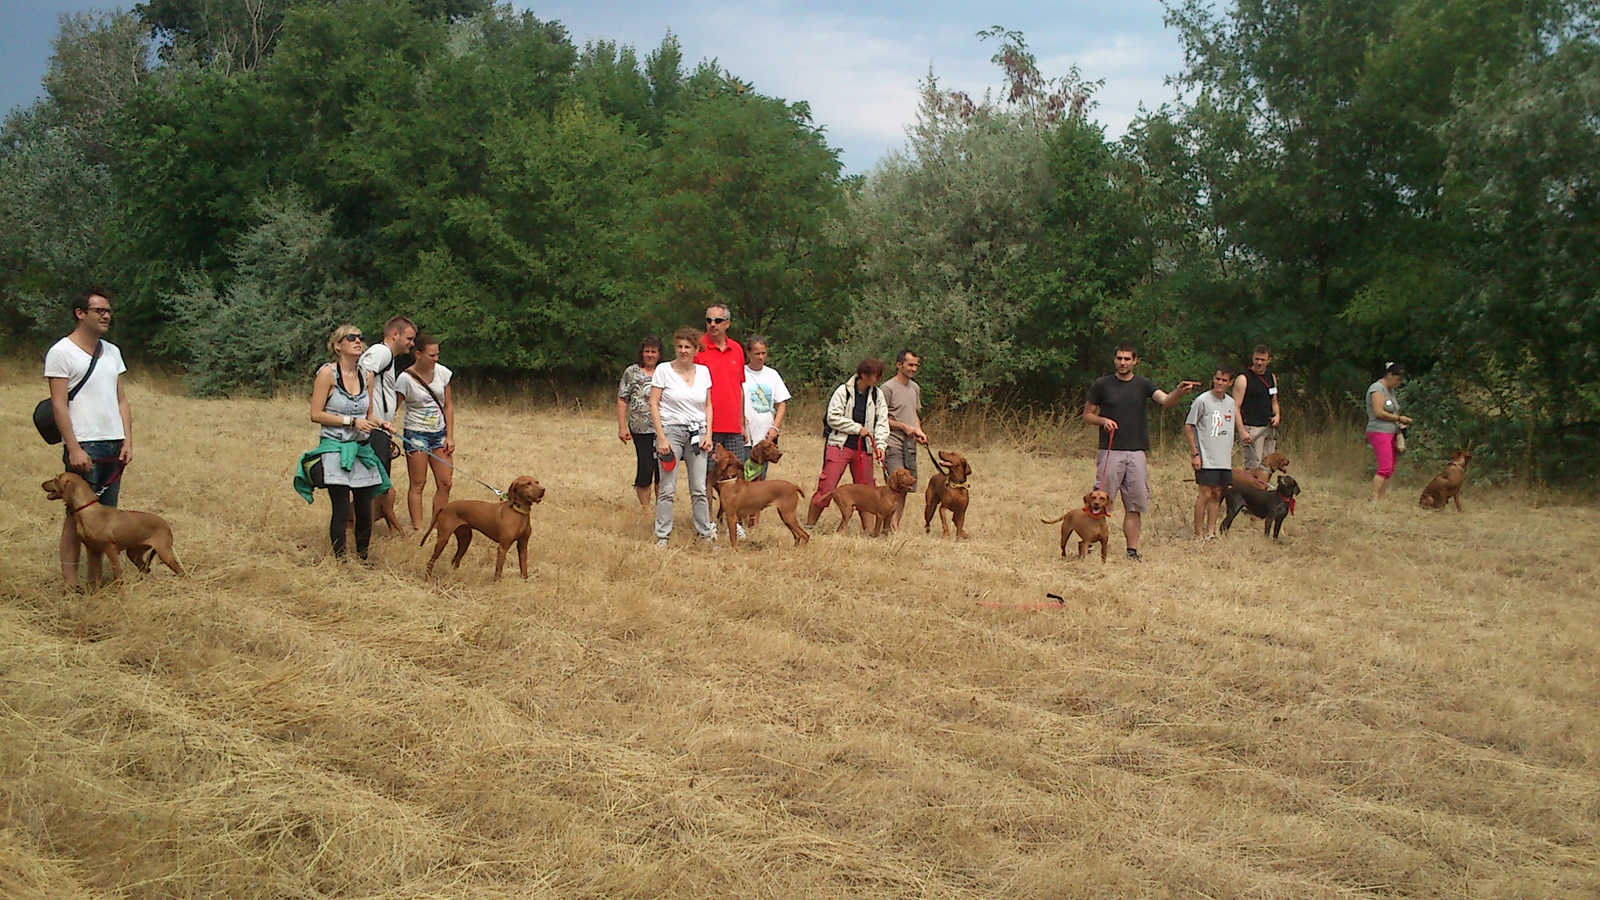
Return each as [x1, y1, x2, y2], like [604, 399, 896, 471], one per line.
[3, 0, 1598, 480]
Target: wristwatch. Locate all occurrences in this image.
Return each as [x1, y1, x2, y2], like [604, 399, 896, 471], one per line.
[342, 415, 354, 427]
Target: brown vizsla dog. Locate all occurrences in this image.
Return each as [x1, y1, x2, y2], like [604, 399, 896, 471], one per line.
[923, 450, 972, 539]
[42, 472, 185, 585]
[739, 438, 784, 529]
[1246, 452, 1290, 483]
[420, 476, 546, 579]
[831, 467, 917, 536]
[1419, 450, 1473, 511]
[710, 446, 809, 548]
[1042, 490, 1113, 560]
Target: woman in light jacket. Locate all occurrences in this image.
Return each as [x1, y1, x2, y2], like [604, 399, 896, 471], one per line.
[806, 357, 890, 528]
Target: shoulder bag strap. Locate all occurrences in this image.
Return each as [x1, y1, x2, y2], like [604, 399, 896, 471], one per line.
[66, 341, 104, 403]
[405, 367, 445, 412]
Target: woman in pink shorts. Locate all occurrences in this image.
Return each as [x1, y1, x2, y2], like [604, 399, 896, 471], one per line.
[1365, 363, 1412, 501]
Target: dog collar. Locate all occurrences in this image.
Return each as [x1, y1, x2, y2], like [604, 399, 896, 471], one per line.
[1288, 497, 1296, 515]
[1081, 506, 1109, 519]
[946, 479, 969, 490]
[716, 476, 739, 484]
[71, 498, 100, 514]
[743, 460, 763, 481]
[511, 502, 531, 515]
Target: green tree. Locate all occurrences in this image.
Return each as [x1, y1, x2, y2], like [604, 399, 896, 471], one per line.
[640, 71, 850, 382]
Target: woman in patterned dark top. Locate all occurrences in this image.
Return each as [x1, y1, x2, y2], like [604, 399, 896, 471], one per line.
[617, 335, 664, 513]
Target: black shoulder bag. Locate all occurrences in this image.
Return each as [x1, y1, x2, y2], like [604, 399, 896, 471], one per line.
[34, 341, 103, 445]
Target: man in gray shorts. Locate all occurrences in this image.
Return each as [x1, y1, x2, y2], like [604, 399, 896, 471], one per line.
[1082, 343, 1200, 560]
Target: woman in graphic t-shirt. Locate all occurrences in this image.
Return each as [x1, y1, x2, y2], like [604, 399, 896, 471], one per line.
[648, 327, 715, 548]
[396, 334, 455, 528]
[1365, 362, 1412, 501]
[617, 335, 664, 514]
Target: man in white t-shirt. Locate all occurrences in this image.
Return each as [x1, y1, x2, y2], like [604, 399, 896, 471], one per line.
[43, 288, 131, 589]
[1184, 364, 1243, 539]
[358, 315, 416, 532]
[740, 335, 791, 479]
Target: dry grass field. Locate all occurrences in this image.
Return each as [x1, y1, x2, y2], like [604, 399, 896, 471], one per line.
[2, 368, 1597, 899]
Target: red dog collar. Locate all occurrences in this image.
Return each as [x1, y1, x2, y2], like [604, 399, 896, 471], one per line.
[71, 498, 100, 514]
[1288, 497, 1296, 515]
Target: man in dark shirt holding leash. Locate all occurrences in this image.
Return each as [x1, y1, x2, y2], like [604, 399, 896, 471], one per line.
[1082, 343, 1200, 561]
[1231, 344, 1281, 473]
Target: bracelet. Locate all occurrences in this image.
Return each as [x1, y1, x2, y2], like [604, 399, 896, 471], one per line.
[342, 415, 353, 427]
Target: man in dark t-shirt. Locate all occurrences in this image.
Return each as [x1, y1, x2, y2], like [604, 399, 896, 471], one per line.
[1082, 342, 1200, 560]
[1231, 343, 1279, 472]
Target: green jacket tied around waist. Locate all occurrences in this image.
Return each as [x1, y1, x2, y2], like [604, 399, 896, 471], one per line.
[293, 437, 391, 503]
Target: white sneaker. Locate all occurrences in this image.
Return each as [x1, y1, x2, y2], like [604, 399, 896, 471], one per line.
[736, 524, 747, 540]
[655, 538, 670, 548]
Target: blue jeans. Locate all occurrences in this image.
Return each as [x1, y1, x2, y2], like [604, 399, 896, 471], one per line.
[656, 425, 714, 541]
[64, 439, 123, 507]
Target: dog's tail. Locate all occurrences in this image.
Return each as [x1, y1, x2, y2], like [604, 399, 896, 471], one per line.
[417, 510, 444, 547]
[1040, 514, 1068, 525]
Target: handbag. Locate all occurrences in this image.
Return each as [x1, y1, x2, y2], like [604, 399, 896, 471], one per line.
[33, 341, 103, 445]
[1394, 428, 1408, 454]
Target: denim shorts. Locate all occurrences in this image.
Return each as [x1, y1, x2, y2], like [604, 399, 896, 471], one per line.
[404, 428, 447, 453]
[64, 439, 123, 507]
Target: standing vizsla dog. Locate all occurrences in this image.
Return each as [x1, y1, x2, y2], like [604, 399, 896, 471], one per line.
[738, 438, 785, 529]
[1419, 450, 1473, 511]
[42, 472, 185, 586]
[923, 450, 972, 539]
[420, 475, 545, 579]
[710, 446, 809, 549]
[831, 467, 917, 535]
[1042, 490, 1113, 560]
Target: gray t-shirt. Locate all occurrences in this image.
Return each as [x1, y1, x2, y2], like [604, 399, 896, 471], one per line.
[881, 377, 921, 449]
[1366, 380, 1399, 434]
[1184, 391, 1238, 470]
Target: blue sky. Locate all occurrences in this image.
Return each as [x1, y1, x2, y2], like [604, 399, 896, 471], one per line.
[0, 0, 1187, 173]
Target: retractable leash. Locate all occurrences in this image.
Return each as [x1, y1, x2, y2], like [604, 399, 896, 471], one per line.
[397, 434, 506, 500]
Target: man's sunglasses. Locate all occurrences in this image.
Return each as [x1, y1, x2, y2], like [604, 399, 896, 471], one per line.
[705, 317, 728, 324]
[340, 333, 365, 343]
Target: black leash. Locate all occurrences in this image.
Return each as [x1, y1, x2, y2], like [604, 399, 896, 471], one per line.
[923, 442, 952, 476]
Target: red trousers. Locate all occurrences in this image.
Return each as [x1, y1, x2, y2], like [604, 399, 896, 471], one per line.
[811, 445, 876, 511]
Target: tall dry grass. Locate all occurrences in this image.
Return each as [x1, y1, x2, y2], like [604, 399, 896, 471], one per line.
[1, 366, 1597, 899]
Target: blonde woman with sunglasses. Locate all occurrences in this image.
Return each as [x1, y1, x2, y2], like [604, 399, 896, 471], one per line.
[298, 324, 392, 560]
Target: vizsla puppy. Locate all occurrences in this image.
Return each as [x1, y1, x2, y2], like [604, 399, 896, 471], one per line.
[420, 475, 545, 579]
[710, 446, 809, 549]
[42, 472, 185, 586]
[923, 450, 972, 539]
[1042, 490, 1113, 560]
[831, 467, 917, 536]
[1419, 450, 1473, 511]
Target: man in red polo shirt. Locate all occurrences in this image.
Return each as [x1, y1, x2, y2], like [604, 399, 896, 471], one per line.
[695, 303, 748, 472]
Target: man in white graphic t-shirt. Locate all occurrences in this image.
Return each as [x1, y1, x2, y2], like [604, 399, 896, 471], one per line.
[43, 288, 132, 589]
[740, 335, 791, 479]
[1184, 364, 1243, 540]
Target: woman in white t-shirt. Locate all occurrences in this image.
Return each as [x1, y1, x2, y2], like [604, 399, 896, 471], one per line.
[396, 334, 455, 529]
[648, 327, 715, 547]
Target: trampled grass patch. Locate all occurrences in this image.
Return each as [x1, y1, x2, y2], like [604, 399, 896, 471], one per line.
[1, 372, 1596, 898]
